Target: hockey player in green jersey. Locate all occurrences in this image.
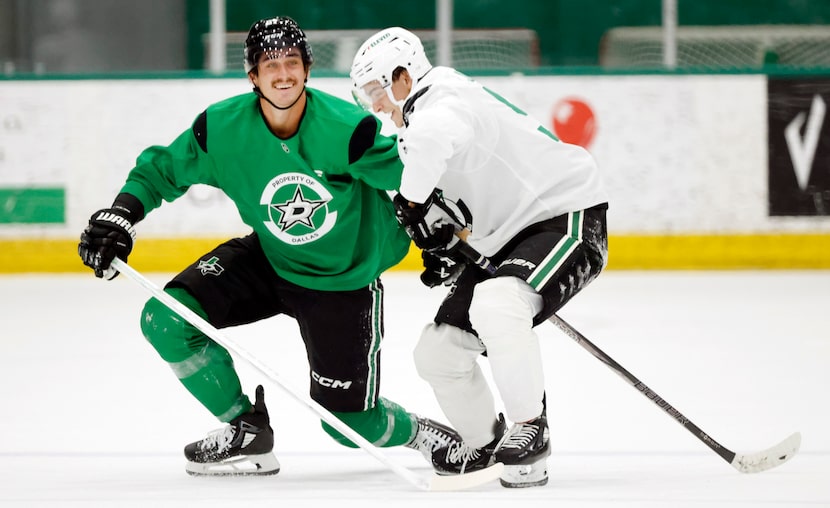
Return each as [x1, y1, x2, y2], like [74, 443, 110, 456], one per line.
[77, 17, 461, 477]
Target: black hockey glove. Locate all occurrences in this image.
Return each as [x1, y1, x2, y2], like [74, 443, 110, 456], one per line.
[393, 192, 458, 255]
[78, 193, 143, 280]
[420, 251, 465, 288]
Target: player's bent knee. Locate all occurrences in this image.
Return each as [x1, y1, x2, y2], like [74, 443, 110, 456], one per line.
[140, 288, 208, 362]
[413, 323, 442, 376]
[469, 277, 541, 340]
[414, 323, 479, 383]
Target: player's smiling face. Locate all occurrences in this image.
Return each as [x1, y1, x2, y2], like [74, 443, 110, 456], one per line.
[252, 48, 308, 108]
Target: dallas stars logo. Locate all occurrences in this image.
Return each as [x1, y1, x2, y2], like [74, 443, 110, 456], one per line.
[260, 172, 337, 245]
[272, 187, 326, 230]
[197, 256, 224, 276]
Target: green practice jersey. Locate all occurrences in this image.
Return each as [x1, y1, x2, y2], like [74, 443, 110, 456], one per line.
[121, 88, 410, 291]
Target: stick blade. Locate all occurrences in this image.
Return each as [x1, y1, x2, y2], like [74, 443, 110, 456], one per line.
[731, 431, 801, 473]
[427, 463, 504, 491]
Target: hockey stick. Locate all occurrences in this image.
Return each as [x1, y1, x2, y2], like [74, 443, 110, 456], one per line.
[110, 257, 503, 491]
[450, 240, 801, 474]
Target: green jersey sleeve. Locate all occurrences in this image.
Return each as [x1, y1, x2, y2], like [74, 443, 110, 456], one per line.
[120, 113, 219, 215]
[345, 115, 403, 191]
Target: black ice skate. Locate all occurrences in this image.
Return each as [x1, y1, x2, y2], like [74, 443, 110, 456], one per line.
[494, 412, 550, 488]
[405, 415, 463, 464]
[431, 414, 506, 475]
[184, 385, 280, 476]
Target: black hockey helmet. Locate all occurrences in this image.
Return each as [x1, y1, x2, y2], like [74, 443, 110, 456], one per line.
[243, 17, 314, 73]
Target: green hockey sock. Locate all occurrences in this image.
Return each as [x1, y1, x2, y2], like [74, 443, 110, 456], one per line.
[323, 397, 417, 448]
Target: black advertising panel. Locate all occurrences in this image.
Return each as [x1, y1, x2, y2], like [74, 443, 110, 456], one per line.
[768, 78, 830, 216]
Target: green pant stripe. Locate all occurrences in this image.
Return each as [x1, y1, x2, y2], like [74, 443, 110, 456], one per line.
[528, 236, 578, 289]
[364, 280, 383, 409]
[569, 210, 584, 238]
[528, 210, 584, 289]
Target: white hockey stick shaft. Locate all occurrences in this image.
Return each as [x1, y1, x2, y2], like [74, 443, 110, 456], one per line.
[111, 258, 502, 490]
[451, 237, 800, 473]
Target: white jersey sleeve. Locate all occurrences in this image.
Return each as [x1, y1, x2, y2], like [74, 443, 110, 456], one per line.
[398, 93, 475, 204]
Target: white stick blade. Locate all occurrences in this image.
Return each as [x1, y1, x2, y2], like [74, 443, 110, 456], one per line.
[731, 431, 801, 473]
[428, 463, 504, 491]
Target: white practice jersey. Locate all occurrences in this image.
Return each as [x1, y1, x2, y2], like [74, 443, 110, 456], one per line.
[398, 67, 607, 256]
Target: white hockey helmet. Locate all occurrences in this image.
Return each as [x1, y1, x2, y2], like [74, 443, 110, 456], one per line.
[350, 27, 432, 108]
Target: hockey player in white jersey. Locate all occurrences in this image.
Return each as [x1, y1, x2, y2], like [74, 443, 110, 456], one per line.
[351, 28, 609, 488]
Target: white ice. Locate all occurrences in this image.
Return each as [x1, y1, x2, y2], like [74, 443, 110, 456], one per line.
[1, 270, 828, 507]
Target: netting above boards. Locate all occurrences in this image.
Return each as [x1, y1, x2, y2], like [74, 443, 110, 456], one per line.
[206, 29, 540, 72]
[600, 25, 830, 69]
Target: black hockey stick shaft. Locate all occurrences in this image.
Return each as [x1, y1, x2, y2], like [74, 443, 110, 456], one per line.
[454, 240, 497, 275]
[451, 239, 737, 464]
[546, 313, 736, 463]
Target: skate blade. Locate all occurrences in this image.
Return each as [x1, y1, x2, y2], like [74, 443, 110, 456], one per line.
[185, 452, 281, 477]
[499, 459, 548, 488]
[428, 462, 504, 491]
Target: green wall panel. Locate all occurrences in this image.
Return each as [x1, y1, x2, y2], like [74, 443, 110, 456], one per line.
[0, 188, 65, 224]
[185, 0, 830, 69]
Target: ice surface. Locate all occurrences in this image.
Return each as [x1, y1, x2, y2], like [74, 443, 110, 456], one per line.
[1, 270, 828, 507]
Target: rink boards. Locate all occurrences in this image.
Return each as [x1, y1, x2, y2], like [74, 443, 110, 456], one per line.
[1, 72, 828, 271]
